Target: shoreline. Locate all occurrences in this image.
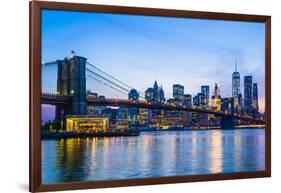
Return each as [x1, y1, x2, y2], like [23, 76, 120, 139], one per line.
[41, 130, 140, 140]
[41, 127, 265, 140]
[138, 127, 265, 132]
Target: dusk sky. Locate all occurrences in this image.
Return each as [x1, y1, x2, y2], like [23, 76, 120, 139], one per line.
[41, 9, 265, 112]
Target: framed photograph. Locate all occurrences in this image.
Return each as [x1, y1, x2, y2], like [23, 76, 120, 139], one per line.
[30, 1, 271, 192]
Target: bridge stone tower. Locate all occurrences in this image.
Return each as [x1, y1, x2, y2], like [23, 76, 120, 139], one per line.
[56, 56, 87, 128]
[220, 97, 235, 129]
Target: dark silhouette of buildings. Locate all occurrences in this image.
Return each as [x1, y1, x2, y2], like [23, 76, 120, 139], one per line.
[145, 81, 165, 103]
[145, 87, 154, 102]
[159, 86, 165, 103]
[183, 94, 192, 106]
[128, 89, 139, 101]
[244, 75, 253, 114]
[252, 83, 259, 117]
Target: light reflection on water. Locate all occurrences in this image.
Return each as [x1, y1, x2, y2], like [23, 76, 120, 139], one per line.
[42, 129, 265, 184]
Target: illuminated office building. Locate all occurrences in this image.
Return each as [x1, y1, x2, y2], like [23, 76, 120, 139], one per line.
[173, 84, 184, 103]
[211, 83, 221, 111]
[232, 61, 241, 97]
[201, 85, 210, 106]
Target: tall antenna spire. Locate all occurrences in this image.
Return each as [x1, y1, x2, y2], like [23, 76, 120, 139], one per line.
[235, 57, 237, 72]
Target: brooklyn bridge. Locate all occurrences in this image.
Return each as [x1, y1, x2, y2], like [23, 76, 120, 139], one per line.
[41, 55, 265, 130]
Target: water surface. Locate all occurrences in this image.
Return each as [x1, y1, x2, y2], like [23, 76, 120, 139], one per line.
[42, 129, 265, 184]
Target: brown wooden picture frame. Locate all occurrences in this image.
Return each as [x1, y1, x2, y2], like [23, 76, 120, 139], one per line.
[30, 1, 271, 192]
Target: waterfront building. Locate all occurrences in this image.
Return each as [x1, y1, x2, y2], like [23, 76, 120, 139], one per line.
[191, 112, 198, 125]
[138, 108, 150, 126]
[128, 107, 139, 126]
[165, 97, 183, 128]
[104, 107, 118, 126]
[244, 75, 253, 114]
[65, 116, 109, 132]
[173, 84, 184, 103]
[128, 89, 140, 126]
[192, 95, 200, 124]
[183, 94, 192, 127]
[151, 113, 165, 128]
[116, 107, 129, 129]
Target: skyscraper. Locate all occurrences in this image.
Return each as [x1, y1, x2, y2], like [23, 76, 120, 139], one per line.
[159, 86, 165, 103]
[244, 75, 253, 114]
[252, 83, 259, 115]
[146, 81, 165, 103]
[232, 60, 241, 97]
[193, 95, 199, 106]
[201, 85, 210, 106]
[183, 94, 192, 106]
[116, 107, 128, 129]
[153, 81, 159, 102]
[211, 83, 221, 111]
[198, 93, 206, 106]
[173, 84, 184, 103]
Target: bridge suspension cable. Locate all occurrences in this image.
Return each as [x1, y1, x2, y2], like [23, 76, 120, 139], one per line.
[86, 68, 130, 93]
[41, 63, 57, 94]
[87, 71, 145, 99]
[86, 61, 145, 97]
[87, 74, 128, 96]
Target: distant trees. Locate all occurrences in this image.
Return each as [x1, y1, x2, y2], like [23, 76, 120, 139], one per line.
[42, 120, 61, 131]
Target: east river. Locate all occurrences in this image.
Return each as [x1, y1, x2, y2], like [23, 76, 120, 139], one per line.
[42, 129, 265, 184]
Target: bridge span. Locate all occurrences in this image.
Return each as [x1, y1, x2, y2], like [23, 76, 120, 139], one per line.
[42, 93, 265, 124]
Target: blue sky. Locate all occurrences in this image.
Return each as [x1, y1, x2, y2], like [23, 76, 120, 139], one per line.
[41, 9, 265, 112]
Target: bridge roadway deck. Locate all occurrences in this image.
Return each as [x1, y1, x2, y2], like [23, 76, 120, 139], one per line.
[41, 94, 265, 124]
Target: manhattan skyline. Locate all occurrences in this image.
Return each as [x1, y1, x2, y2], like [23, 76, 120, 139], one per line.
[42, 10, 266, 112]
